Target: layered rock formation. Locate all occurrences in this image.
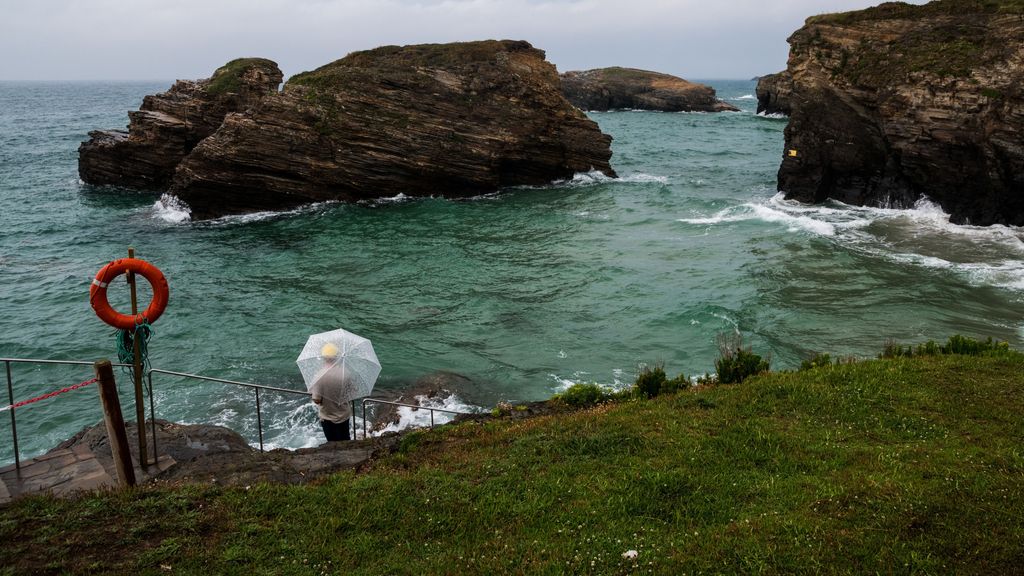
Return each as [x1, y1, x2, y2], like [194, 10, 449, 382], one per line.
[560, 67, 738, 112]
[80, 41, 616, 219]
[755, 71, 793, 116]
[78, 59, 283, 190]
[770, 0, 1024, 225]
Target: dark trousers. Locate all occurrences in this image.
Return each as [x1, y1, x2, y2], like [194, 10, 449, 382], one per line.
[321, 418, 351, 442]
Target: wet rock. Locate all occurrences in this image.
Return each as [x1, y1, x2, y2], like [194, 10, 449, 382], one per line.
[370, 371, 475, 431]
[80, 41, 616, 219]
[755, 71, 793, 116]
[78, 58, 283, 190]
[775, 1, 1024, 225]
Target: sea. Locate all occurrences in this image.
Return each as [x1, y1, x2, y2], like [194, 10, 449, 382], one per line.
[3, 79, 1024, 464]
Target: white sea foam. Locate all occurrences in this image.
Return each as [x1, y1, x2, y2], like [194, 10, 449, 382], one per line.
[371, 392, 482, 436]
[622, 173, 670, 184]
[677, 201, 837, 236]
[373, 192, 410, 204]
[756, 112, 787, 119]
[714, 192, 1024, 292]
[261, 403, 322, 450]
[202, 201, 340, 226]
[549, 370, 627, 391]
[152, 194, 191, 223]
[553, 170, 669, 187]
[733, 94, 756, 100]
[711, 312, 740, 333]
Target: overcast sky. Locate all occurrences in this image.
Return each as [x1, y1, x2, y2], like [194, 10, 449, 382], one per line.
[1, 0, 928, 81]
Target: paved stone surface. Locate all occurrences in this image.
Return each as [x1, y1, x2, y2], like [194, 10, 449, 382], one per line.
[0, 447, 116, 504]
[0, 414, 463, 503]
[0, 437, 176, 505]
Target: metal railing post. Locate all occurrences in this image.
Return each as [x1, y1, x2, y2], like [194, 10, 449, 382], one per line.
[6, 360, 19, 470]
[0, 361, 472, 466]
[255, 387, 264, 452]
[147, 371, 158, 463]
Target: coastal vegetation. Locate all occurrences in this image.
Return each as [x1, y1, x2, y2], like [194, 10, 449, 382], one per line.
[206, 58, 279, 96]
[2, 335, 1022, 574]
[807, 0, 1024, 25]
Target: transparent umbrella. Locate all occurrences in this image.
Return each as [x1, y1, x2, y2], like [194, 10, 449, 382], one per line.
[295, 328, 381, 405]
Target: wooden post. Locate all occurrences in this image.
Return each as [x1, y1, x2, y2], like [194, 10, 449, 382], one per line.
[94, 360, 136, 487]
[127, 247, 149, 467]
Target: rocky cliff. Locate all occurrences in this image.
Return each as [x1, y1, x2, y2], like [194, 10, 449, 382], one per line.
[78, 59, 283, 190]
[79, 41, 615, 219]
[769, 0, 1024, 225]
[755, 71, 793, 116]
[560, 67, 738, 112]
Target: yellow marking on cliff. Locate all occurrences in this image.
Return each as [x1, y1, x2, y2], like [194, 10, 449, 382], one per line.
[788, 149, 799, 157]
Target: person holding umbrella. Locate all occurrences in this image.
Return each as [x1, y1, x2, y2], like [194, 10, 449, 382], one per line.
[310, 343, 352, 442]
[297, 328, 382, 443]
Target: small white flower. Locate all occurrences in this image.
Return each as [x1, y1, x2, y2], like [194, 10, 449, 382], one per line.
[622, 550, 639, 560]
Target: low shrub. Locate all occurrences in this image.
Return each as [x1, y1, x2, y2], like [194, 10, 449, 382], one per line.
[635, 364, 667, 398]
[715, 333, 770, 384]
[552, 383, 609, 408]
[634, 364, 690, 398]
[881, 334, 1011, 358]
[799, 353, 833, 371]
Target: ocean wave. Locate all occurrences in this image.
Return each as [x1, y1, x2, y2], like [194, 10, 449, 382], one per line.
[553, 170, 668, 188]
[371, 392, 482, 436]
[549, 370, 626, 391]
[762, 193, 1024, 291]
[732, 94, 756, 100]
[756, 112, 787, 119]
[365, 192, 411, 205]
[677, 202, 837, 236]
[152, 194, 191, 223]
[206, 201, 342, 226]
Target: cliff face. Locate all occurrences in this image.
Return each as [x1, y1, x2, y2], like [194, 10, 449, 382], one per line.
[79, 41, 615, 219]
[772, 0, 1024, 225]
[560, 67, 738, 112]
[78, 59, 283, 190]
[755, 71, 793, 116]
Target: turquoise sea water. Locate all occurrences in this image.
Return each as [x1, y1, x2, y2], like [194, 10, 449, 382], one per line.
[3, 80, 1024, 461]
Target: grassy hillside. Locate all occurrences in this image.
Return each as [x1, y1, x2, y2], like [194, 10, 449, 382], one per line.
[3, 350, 1024, 574]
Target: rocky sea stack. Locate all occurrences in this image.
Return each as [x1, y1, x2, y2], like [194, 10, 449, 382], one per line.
[79, 40, 616, 219]
[767, 0, 1024, 225]
[754, 71, 793, 116]
[560, 67, 738, 112]
[78, 58, 283, 191]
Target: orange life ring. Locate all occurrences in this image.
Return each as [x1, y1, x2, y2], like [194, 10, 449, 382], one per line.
[89, 258, 169, 329]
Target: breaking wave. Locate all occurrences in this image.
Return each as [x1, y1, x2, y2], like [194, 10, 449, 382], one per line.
[554, 170, 669, 187]
[152, 194, 191, 223]
[370, 392, 482, 436]
[681, 193, 1024, 292]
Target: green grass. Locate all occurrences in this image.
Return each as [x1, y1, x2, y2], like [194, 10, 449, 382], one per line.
[207, 58, 279, 96]
[3, 351, 1024, 574]
[808, 0, 1024, 25]
[803, 0, 1024, 83]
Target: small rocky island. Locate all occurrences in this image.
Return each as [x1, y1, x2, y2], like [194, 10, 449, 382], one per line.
[79, 40, 616, 219]
[560, 67, 738, 112]
[764, 1, 1024, 225]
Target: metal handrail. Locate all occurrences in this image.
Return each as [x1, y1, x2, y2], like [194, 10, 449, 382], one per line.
[3, 357, 474, 467]
[360, 397, 467, 440]
[2, 358, 132, 470]
[147, 368, 310, 452]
